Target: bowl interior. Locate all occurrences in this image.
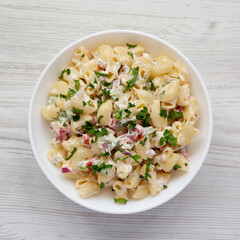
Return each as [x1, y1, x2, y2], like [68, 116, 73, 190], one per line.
[29, 30, 212, 214]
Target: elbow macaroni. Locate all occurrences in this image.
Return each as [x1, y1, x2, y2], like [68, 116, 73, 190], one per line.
[41, 42, 200, 205]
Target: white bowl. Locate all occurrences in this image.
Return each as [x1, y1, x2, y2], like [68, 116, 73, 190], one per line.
[28, 30, 213, 214]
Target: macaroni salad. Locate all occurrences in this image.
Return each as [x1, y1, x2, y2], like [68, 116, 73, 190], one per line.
[41, 43, 200, 204]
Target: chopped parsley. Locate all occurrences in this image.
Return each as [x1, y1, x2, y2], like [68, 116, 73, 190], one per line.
[72, 107, 83, 114]
[163, 185, 167, 189]
[140, 136, 148, 146]
[82, 121, 109, 142]
[94, 78, 98, 84]
[100, 152, 110, 157]
[63, 122, 67, 127]
[168, 111, 183, 121]
[81, 54, 85, 57]
[160, 90, 166, 97]
[114, 198, 128, 204]
[59, 68, 70, 80]
[102, 82, 111, 87]
[99, 182, 105, 189]
[160, 109, 167, 118]
[123, 120, 137, 129]
[95, 71, 109, 77]
[130, 154, 141, 164]
[185, 163, 188, 167]
[125, 66, 139, 91]
[152, 132, 157, 138]
[86, 162, 113, 174]
[72, 115, 80, 122]
[97, 115, 104, 124]
[118, 144, 125, 153]
[115, 154, 141, 164]
[67, 88, 76, 99]
[146, 79, 155, 91]
[136, 106, 150, 127]
[126, 43, 137, 48]
[162, 79, 173, 87]
[74, 80, 80, 91]
[136, 106, 148, 120]
[173, 164, 181, 171]
[87, 100, 91, 106]
[127, 51, 133, 59]
[113, 109, 123, 120]
[124, 109, 131, 118]
[83, 101, 87, 107]
[65, 147, 77, 160]
[139, 158, 152, 181]
[127, 102, 136, 108]
[60, 94, 67, 99]
[102, 88, 110, 102]
[160, 129, 177, 146]
[143, 113, 150, 127]
[97, 100, 102, 108]
[88, 83, 95, 89]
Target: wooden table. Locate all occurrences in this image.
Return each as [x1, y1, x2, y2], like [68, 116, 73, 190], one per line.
[1, 0, 239, 239]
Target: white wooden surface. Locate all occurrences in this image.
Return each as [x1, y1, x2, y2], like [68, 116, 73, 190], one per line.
[1, 0, 240, 239]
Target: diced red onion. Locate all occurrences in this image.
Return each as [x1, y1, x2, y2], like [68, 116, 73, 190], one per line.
[61, 167, 71, 173]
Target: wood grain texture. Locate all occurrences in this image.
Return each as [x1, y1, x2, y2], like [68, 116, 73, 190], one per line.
[0, 0, 240, 239]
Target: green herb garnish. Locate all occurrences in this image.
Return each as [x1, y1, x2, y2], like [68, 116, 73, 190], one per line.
[168, 111, 183, 121]
[162, 79, 174, 87]
[128, 51, 133, 58]
[94, 78, 98, 84]
[114, 198, 128, 204]
[103, 82, 111, 87]
[59, 68, 70, 80]
[127, 102, 135, 108]
[139, 158, 152, 181]
[126, 43, 137, 48]
[97, 115, 104, 124]
[65, 147, 77, 160]
[160, 109, 167, 118]
[72, 107, 83, 114]
[140, 136, 148, 146]
[88, 83, 95, 89]
[185, 163, 188, 167]
[72, 115, 80, 122]
[60, 94, 67, 99]
[95, 71, 109, 77]
[163, 185, 167, 189]
[136, 106, 148, 120]
[125, 67, 139, 91]
[118, 144, 125, 153]
[160, 90, 166, 97]
[160, 129, 177, 146]
[113, 109, 123, 120]
[97, 100, 102, 108]
[123, 120, 136, 129]
[81, 54, 85, 57]
[152, 132, 157, 138]
[67, 88, 76, 99]
[83, 101, 87, 107]
[82, 121, 109, 142]
[99, 182, 105, 189]
[173, 164, 181, 171]
[87, 162, 113, 174]
[124, 109, 131, 118]
[74, 80, 80, 91]
[100, 152, 110, 157]
[102, 88, 110, 102]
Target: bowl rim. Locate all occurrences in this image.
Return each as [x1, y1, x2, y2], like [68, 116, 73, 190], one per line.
[28, 29, 213, 214]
